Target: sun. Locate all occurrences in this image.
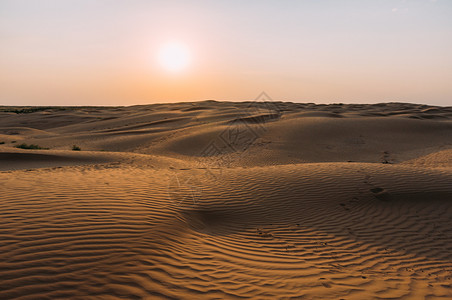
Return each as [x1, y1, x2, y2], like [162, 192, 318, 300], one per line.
[157, 41, 191, 73]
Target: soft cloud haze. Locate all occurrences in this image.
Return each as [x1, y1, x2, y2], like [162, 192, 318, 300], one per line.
[1, 0, 451, 106]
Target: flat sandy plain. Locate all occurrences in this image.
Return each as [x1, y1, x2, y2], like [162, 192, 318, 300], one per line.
[1, 101, 452, 299]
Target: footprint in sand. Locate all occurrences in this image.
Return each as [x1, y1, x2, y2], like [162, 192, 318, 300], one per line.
[370, 187, 392, 201]
[256, 228, 273, 238]
[319, 278, 332, 288]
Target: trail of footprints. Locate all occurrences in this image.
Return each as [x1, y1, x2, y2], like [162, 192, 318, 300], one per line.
[1, 163, 452, 298]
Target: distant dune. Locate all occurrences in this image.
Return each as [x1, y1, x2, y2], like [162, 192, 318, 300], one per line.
[1, 101, 452, 299]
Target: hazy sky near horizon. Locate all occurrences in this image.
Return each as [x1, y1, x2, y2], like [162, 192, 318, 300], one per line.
[1, 0, 452, 106]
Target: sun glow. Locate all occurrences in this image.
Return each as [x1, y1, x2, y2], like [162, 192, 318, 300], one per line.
[157, 41, 191, 72]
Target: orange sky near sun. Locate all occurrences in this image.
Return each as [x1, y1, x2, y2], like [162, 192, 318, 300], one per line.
[1, 0, 451, 106]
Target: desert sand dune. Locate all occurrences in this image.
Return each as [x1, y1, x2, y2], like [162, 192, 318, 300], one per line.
[1, 101, 452, 299]
[0, 151, 116, 171]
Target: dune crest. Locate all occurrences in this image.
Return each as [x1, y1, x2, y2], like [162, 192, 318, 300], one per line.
[1, 101, 451, 299]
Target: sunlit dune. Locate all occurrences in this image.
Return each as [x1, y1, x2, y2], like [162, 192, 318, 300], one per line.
[2, 0, 452, 297]
[1, 101, 452, 299]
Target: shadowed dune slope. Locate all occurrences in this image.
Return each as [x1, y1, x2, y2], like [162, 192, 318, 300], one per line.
[0, 101, 452, 299]
[0, 151, 115, 171]
[1, 102, 451, 158]
[1, 163, 452, 299]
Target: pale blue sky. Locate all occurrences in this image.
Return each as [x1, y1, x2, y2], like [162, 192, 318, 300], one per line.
[1, 0, 451, 106]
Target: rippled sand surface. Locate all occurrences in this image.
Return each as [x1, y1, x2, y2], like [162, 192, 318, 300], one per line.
[1, 101, 452, 299]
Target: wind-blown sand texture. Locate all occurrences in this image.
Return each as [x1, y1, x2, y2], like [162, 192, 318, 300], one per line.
[1, 101, 452, 299]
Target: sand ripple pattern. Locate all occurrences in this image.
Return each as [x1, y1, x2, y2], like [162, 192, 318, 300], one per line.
[1, 163, 452, 299]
